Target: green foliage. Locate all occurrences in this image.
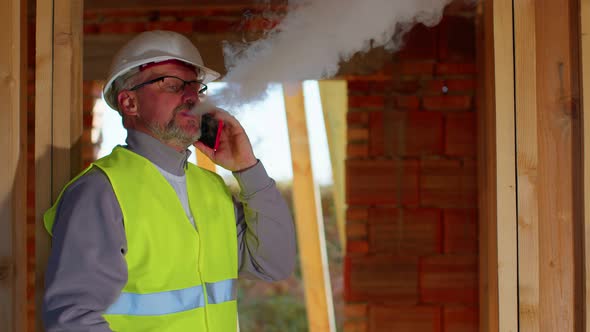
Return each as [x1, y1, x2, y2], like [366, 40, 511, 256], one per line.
[239, 295, 308, 332]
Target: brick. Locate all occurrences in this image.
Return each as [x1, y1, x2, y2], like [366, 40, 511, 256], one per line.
[391, 79, 421, 94]
[345, 303, 368, 320]
[344, 321, 367, 332]
[346, 255, 418, 302]
[369, 111, 384, 157]
[83, 113, 94, 128]
[192, 18, 237, 34]
[393, 62, 435, 77]
[396, 23, 438, 60]
[347, 222, 368, 240]
[372, 111, 444, 157]
[369, 305, 442, 332]
[443, 209, 478, 254]
[368, 208, 442, 255]
[348, 127, 369, 142]
[424, 79, 476, 94]
[444, 306, 478, 332]
[345, 79, 391, 94]
[347, 240, 369, 254]
[346, 160, 420, 205]
[404, 111, 444, 156]
[438, 16, 476, 62]
[147, 21, 194, 33]
[98, 22, 147, 34]
[419, 255, 478, 304]
[347, 143, 369, 158]
[84, 24, 100, 34]
[435, 63, 477, 76]
[241, 17, 280, 31]
[349, 96, 385, 109]
[347, 80, 371, 94]
[347, 111, 369, 125]
[445, 112, 476, 156]
[419, 159, 477, 208]
[394, 95, 421, 110]
[423, 95, 472, 111]
[83, 97, 97, 113]
[347, 208, 369, 221]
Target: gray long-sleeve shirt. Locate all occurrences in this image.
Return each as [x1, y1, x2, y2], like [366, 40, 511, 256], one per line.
[42, 130, 296, 332]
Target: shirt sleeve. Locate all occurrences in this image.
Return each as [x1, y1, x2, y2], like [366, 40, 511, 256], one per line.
[43, 168, 128, 332]
[233, 161, 296, 281]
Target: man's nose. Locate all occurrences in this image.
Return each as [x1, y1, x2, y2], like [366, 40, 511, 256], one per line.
[181, 84, 199, 104]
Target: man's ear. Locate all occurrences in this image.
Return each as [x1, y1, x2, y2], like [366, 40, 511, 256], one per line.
[118, 91, 138, 116]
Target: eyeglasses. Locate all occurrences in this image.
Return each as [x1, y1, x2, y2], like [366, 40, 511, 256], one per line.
[129, 75, 208, 97]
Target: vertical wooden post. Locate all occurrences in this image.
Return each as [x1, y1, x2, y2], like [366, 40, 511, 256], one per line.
[514, 0, 540, 330]
[196, 149, 217, 172]
[0, 0, 28, 330]
[35, 0, 84, 330]
[514, 0, 580, 330]
[283, 82, 336, 332]
[317, 80, 347, 251]
[582, 0, 590, 330]
[478, 0, 518, 331]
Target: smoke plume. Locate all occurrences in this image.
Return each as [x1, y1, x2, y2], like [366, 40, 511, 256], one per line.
[207, 0, 457, 109]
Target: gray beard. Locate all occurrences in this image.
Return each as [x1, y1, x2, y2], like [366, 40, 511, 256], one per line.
[146, 116, 201, 149]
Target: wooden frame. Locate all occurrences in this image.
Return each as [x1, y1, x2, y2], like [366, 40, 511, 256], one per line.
[480, 0, 583, 330]
[35, 0, 84, 330]
[283, 82, 336, 332]
[582, 0, 590, 330]
[318, 80, 347, 250]
[0, 0, 28, 330]
[478, 0, 518, 330]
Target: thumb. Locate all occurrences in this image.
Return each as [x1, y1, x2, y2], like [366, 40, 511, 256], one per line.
[194, 141, 215, 159]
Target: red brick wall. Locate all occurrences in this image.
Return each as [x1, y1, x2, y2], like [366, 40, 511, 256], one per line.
[344, 10, 479, 332]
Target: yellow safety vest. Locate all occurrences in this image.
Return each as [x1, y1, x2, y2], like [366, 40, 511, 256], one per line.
[45, 146, 238, 331]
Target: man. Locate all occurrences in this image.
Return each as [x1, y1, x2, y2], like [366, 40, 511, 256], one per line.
[42, 30, 296, 332]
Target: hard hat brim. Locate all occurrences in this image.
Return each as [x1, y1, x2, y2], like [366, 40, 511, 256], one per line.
[102, 56, 220, 111]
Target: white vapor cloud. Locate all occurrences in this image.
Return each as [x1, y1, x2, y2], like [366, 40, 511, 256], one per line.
[209, 0, 456, 109]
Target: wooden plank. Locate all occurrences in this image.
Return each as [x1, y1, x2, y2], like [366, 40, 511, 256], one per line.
[534, 0, 578, 330]
[53, 0, 83, 186]
[196, 149, 217, 172]
[317, 80, 347, 250]
[36, 1, 84, 331]
[476, 2, 497, 330]
[490, 0, 518, 330]
[283, 82, 336, 332]
[0, 0, 27, 330]
[34, 0, 54, 330]
[514, 0, 540, 330]
[582, 0, 590, 330]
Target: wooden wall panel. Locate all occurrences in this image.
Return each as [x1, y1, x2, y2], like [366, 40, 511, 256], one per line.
[0, 0, 28, 330]
[513, 0, 581, 330]
[35, 0, 84, 331]
[477, 0, 518, 331]
[582, 0, 590, 330]
[514, 0, 540, 330]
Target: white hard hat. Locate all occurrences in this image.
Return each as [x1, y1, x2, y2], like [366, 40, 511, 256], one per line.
[102, 30, 220, 110]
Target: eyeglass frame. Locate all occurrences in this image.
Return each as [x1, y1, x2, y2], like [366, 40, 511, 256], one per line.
[128, 75, 208, 96]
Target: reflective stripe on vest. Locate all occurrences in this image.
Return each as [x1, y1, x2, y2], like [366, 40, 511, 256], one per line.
[105, 278, 237, 316]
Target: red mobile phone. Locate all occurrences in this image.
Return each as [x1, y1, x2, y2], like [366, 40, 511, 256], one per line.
[199, 113, 223, 151]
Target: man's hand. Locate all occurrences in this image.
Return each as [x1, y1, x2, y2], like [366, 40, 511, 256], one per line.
[194, 108, 258, 172]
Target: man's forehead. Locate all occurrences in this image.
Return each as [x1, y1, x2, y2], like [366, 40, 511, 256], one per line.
[142, 62, 200, 79]
[139, 59, 195, 71]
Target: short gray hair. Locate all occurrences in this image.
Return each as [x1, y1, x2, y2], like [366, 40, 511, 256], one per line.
[110, 68, 142, 112]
